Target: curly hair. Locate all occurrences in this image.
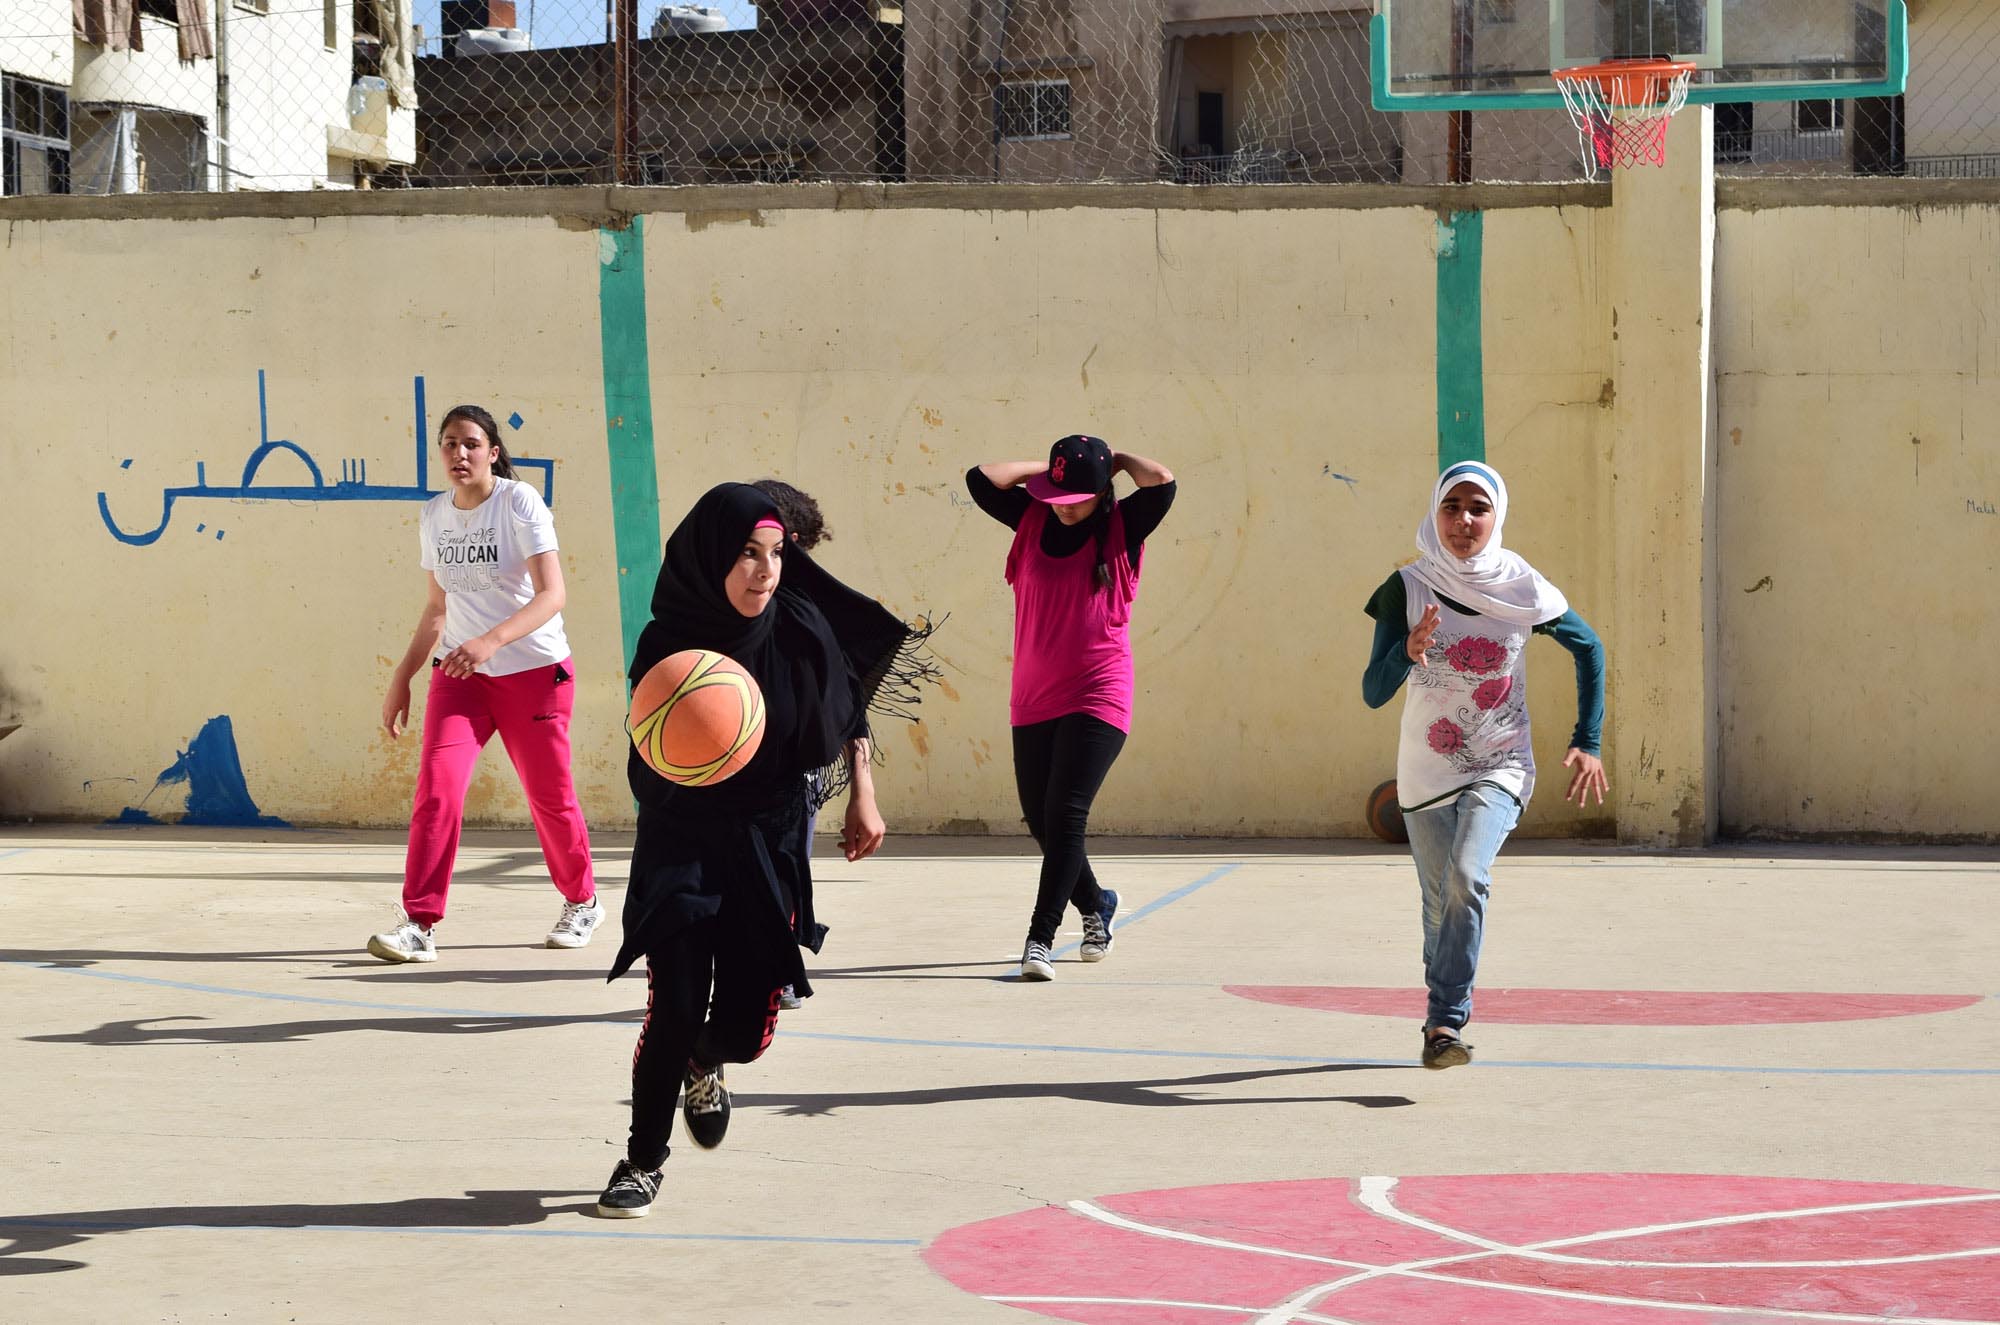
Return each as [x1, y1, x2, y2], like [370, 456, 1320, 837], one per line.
[751, 477, 831, 551]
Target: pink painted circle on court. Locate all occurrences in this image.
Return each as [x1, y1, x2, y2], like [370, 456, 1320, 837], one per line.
[1221, 985, 1983, 1025]
[924, 1173, 2000, 1324]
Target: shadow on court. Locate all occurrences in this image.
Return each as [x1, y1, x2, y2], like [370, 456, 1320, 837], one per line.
[735, 1062, 1416, 1117]
[0, 1189, 593, 1278]
[305, 958, 1016, 986]
[24, 1011, 641, 1047]
[0, 849, 610, 886]
[0, 945, 549, 967]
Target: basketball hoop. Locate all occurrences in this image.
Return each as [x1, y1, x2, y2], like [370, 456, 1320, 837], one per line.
[1551, 58, 1695, 180]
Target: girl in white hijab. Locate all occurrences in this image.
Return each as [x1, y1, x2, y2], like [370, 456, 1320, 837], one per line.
[1362, 460, 1609, 1068]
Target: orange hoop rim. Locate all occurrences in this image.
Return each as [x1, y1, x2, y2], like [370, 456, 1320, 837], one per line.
[1551, 57, 1697, 106]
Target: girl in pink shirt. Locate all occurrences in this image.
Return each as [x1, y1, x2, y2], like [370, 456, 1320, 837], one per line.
[966, 436, 1176, 981]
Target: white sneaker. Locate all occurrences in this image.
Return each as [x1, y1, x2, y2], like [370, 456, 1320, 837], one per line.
[546, 895, 605, 949]
[1019, 939, 1054, 982]
[367, 914, 437, 963]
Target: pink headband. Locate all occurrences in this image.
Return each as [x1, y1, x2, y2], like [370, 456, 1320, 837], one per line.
[753, 517, 785, 532]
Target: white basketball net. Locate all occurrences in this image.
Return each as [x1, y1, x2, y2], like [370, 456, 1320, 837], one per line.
[1554, 65, 1694, 181]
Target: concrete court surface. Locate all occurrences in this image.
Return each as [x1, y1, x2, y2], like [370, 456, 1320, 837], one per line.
[1, 827, 1996, 1324]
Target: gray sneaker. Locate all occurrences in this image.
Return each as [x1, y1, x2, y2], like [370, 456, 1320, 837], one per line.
[1079, 890, 1119, 962]
[546, 895, 605, 949]
[367, 914, 437, 964]
[1019, 939, 1054, 981]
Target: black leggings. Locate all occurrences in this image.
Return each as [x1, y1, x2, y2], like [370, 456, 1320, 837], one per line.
[1012, 713, 1128, 946]
[627, 912, 784, 1169]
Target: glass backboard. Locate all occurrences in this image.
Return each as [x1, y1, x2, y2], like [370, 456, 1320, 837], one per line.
[1372, 0, 1907, 110]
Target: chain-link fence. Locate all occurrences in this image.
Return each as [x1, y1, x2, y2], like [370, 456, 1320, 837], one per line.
[4, 0, 1998, 193]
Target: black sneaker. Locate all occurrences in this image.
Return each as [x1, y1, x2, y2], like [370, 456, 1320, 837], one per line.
[682, 1061, 730, 1149]
[596, 1158, 663, 1218]
[1079, 889, 1119, 962]
[1422, 1027, 1473, 1070]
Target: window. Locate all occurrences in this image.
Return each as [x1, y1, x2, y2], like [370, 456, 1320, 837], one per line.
[1795, 97, 1844, 134]
[137, 0, 179, 19]
[996, 80, 1072, 142]
[1194, 91, 1224, 154]
[2, 75, 71, 197]
[1714, 102, 1753, 162]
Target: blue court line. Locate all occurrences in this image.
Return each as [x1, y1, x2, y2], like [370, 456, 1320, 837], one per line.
[11, 959, 1998, 1078]
[1048, 861, 1243, 960]
[0, 848, 31, 864]
[0, 1216, 917, 1246]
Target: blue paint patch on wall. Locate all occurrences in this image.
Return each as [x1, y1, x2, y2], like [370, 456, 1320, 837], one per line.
[111, 716, 290, 828]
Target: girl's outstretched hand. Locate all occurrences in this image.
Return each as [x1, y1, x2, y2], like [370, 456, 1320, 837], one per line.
[1407, 604, 1441, 666]
[1563, 748, 1608, 806]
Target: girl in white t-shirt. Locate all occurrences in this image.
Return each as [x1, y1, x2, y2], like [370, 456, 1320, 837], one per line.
[1361, 461, 1608, 1068]
[368, 404, 600, 963]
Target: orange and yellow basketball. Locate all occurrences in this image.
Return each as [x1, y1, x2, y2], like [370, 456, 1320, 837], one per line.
[628, 649, 766, 786]
[1366, 779, 1408, 844]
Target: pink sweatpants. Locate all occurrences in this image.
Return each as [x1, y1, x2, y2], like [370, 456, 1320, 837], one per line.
[402, 658, 596, 927]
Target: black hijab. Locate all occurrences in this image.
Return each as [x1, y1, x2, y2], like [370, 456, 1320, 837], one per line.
[629, 482, 932, 806]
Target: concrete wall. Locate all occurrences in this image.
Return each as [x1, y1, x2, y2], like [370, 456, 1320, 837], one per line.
[0, 0, 73, 86]
[1713, 196, 2000, 839]
[0, 185, 1622, 839]
[222, 0, 355, 187]
[72, 25, 217, 124]
[0, 180, 1995, 842]
[903, 0, 1162, 181]
[1907, 0, 2000, 160]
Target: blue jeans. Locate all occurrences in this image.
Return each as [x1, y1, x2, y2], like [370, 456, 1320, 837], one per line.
[1403, 782, 1522, 1033]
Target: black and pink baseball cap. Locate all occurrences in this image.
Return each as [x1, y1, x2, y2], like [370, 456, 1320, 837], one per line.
[1024, 435, 1113, 505]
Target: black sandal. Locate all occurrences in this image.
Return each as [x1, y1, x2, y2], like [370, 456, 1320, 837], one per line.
[1422, 1026, 1473, 1070]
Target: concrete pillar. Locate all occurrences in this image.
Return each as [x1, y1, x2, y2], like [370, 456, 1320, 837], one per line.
[1607, 106, 1718, 846]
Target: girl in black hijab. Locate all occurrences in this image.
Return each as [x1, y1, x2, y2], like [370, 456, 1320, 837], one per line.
[596, 482, 934, 1218]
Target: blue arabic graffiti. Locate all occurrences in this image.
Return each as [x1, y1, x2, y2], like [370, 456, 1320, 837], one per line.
[97, 372, 556, 547]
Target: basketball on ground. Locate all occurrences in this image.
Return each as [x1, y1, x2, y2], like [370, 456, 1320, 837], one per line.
[628, 649, 766, 786]
[1366, 780, 1407, 844]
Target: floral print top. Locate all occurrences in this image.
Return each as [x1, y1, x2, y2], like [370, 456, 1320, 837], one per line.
[1393, 566, 1537, 811]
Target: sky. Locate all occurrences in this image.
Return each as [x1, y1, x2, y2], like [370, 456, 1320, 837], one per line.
[409, 0, 760, 54]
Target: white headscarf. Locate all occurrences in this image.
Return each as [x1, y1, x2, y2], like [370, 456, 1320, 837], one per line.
[1411, 461, 1568, 627]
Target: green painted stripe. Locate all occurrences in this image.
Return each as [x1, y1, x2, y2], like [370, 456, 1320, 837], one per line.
[1435, 209, 1485, 472]
[596, 218, 662, 684]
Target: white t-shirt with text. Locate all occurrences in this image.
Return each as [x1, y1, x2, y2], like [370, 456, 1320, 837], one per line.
[420, 477, 571, 677]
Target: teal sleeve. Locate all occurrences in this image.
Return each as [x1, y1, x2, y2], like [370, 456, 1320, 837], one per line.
[1361, 572, 1412, 709]
[1533, 609, 1605, 754]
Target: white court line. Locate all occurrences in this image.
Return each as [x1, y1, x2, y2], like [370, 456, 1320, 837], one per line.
[1068, 1200, 1376, 1272]
[985, 1294, 1356, 1323]
[1357, 1175, 2000, 1270]
[1065, 1191, 2000, 1325]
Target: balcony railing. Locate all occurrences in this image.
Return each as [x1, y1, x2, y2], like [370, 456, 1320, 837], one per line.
[1715, 128, 1849, 168]
[1905, 153, 2000, 179]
